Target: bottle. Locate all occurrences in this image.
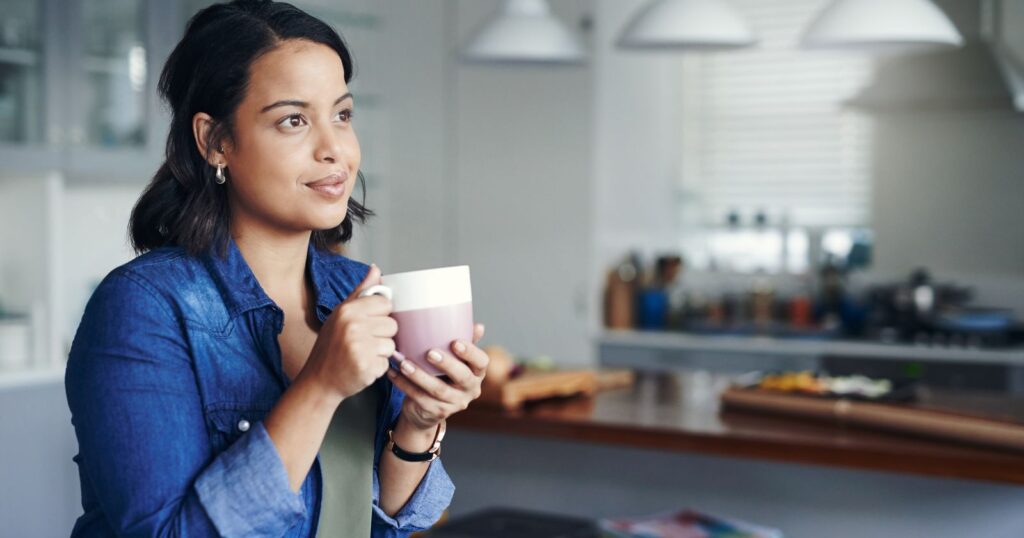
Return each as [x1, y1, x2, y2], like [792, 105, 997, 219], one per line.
[604, 254, 639, 329]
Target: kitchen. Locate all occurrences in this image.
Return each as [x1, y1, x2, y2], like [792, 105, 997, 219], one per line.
[1, 0, 1024, 536]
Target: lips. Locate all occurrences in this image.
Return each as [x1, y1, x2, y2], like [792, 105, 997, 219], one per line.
[306, 172, 347, 187]
[305, 173, 348, 198]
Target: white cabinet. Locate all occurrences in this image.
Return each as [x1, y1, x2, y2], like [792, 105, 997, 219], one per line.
[0, 0, 181, 181]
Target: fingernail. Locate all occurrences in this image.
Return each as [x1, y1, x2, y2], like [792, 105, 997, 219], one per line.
[427, 350, 443, 363]
[401, 360, 416, 375]
[453, 341, 466, 354]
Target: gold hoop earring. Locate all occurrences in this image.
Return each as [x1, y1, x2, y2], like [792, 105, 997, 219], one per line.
[215, 164, 226, 184]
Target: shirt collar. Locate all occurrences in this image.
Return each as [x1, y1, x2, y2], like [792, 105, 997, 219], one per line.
[202, 236, 343, 319]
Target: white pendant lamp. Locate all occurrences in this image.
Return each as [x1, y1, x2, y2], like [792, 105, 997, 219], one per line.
[462, 0, 586, 64]
[801, 0, 963, 52]
[618, 0, 756, 50]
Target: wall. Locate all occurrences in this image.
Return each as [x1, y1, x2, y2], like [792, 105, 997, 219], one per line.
[450, 0, 594, 366]
[0, 174, 62, 368]
[60, 183, 143, 354]
[869, 111, 1024, 313]
[862, 0, 1024, 316]
[589, 0, 684, 340]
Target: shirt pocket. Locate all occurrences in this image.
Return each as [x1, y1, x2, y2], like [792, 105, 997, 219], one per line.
[204, 404, 274, 452]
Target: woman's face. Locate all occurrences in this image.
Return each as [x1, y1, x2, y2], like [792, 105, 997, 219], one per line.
[220, 39, 360, 236]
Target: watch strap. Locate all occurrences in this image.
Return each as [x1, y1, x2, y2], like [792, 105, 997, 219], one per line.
[387, 419, 446, 462]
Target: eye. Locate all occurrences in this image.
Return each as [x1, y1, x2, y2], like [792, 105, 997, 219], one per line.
[277, 114, 307, 129]
[335, 108, 354, 123]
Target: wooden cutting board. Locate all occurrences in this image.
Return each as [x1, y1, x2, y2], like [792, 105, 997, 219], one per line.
[479, 368, 635, 410]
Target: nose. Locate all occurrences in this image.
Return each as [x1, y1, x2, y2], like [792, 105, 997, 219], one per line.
[313, 122, 347, 164]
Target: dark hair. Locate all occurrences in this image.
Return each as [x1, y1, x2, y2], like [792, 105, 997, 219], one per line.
[129, 0, 373, 257]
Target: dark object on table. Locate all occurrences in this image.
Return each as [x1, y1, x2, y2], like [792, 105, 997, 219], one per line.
[421, 507, 601, 538]
[654, 255, 683, 288]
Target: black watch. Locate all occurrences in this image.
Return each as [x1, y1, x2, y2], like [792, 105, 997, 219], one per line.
[386, 419, 446, 462]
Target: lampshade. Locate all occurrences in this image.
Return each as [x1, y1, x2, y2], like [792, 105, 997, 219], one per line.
[462, 0, 586, 64]
[617, 0, 756, 50]
[801, 0, 963, 52]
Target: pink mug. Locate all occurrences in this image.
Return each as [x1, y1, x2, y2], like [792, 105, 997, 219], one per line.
[359, 265, 473, 376]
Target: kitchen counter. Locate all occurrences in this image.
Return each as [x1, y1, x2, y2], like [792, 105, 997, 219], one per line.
[449, 372, 1024, 486]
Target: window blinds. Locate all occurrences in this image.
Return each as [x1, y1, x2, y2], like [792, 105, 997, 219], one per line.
[679, 0, 874, 228]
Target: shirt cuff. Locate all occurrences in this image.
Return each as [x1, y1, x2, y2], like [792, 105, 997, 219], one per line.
[371, 456, 455, 531]
[194, 422, 306, 537]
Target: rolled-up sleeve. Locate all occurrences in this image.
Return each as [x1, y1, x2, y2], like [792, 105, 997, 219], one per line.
[370, 457, 455, 535]
[65, 271, 304, 537]
[194, 421, 306, 536]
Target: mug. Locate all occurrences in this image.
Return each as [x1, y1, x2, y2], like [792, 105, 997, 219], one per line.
[359, 265, 473, 376]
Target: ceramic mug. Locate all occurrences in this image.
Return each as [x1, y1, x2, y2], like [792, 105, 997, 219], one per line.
[359, 265, 473, 376]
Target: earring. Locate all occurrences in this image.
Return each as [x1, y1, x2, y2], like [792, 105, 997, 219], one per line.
[215, 164, 226, 184]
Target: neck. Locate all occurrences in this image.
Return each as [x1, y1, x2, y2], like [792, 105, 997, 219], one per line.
[231, 215, 313, 308]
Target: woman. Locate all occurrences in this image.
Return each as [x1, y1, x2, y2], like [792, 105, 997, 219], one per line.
[64, 1, 489, 536]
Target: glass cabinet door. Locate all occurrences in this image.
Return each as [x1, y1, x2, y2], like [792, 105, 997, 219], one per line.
[0, 0, 43, 144]
[76, 0, 147, 148]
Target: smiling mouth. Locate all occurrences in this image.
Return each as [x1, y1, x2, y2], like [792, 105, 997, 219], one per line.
[305, 173, 347, 198]
[303, 174, 348, 196]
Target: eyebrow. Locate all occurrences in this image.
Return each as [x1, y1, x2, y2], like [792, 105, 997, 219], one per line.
[260, 93, 353, 113]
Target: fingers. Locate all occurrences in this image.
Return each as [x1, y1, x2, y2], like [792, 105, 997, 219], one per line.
[451, 339, 489, 377]
[374, 336, 396, 359]
[392, 356, 463, 404]
[338, 293, 392, 319]
[387, 370, 454, 416]
[424, 349, 476, 389]
[369, 316, 398, 338]
[472, 323, 485, 344]
[349, 263, 382, 299]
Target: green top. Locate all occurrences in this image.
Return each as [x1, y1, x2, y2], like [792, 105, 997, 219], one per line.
[318, 383, 382, 537]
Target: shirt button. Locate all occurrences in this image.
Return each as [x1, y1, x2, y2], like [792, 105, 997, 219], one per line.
[237, 419, 250, 432]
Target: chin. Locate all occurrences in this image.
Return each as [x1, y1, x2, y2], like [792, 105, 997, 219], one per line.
[307, 210, 349, 232]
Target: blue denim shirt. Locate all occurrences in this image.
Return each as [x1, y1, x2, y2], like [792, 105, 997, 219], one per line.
[65, 237, 455, 537]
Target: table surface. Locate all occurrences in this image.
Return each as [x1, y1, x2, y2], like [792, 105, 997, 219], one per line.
[448, 372, 1024, 486]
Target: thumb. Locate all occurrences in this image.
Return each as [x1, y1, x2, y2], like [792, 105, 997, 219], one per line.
[349, 263, 383, 301]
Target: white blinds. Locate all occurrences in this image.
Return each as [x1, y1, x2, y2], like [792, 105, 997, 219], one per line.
[679, 0, 874, 228]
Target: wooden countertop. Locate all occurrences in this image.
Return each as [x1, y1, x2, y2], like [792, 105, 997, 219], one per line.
[449, 372, 1024, 486]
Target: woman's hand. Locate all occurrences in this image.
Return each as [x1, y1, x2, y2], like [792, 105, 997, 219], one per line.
[386, 323, 489, 431]
[300, 264, 397, 403]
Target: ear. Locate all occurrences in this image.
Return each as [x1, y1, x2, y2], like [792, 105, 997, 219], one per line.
[192, 112, 226, 166]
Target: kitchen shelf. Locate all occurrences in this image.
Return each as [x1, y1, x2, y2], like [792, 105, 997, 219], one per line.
[599, 329, 1024, 367]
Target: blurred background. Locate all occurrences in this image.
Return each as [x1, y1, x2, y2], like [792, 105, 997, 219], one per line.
[2, 0, 1024, 536]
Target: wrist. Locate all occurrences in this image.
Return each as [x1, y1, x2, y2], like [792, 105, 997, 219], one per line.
[293, 369, 344, 413]
[392, 413, 440, 453]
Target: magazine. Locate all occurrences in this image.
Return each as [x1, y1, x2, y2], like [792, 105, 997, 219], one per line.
[599, 509, 783, 538]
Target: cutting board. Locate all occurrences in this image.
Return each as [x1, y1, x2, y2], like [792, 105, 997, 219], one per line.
[479, 368, 635, 410]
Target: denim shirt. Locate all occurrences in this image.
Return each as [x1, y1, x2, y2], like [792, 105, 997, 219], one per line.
[64, 237, 455, 537]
